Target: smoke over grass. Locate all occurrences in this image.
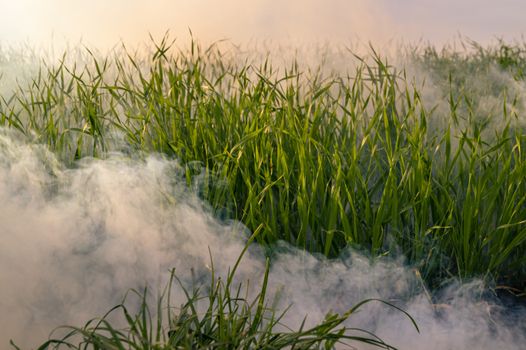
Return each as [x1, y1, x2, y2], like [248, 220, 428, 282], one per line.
[1, 36, 526, 349]
[0, 128, 524, 349]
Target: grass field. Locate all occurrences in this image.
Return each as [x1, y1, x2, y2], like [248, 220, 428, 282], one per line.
[2, 37, 526, 348]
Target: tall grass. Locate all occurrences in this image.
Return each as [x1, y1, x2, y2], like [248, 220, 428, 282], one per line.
[1, 37, 525, 291]
[14, 244, 415, 350]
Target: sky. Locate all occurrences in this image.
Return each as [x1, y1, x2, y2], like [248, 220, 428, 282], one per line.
[0, 0, 525, 50]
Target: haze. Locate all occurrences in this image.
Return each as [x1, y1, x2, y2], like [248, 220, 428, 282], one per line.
[1, 0, 525, 50]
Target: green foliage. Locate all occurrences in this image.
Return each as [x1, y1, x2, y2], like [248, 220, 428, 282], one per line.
[16, 245, 412, 349]
[1, 38, 526, 290]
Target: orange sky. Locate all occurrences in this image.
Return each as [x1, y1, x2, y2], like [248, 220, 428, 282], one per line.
[1, 0, 525, 50]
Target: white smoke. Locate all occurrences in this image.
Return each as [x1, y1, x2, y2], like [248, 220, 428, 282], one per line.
[0, 128, 524, 350]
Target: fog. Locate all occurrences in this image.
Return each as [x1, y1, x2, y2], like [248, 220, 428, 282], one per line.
[1, 0, 525, 50]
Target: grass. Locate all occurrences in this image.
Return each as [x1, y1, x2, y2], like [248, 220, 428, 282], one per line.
[11, 242, 417, 350]
[2, 36, 526, 347]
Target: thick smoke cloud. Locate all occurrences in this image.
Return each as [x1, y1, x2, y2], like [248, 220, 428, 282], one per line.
[0, 129, 524, 349]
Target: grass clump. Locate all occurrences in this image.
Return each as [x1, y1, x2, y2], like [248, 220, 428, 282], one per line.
[17, 247, 415, 350]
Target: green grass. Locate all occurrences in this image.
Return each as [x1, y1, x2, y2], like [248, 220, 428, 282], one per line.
[1, 37, 526, 293]
[12, 242, 416, 350]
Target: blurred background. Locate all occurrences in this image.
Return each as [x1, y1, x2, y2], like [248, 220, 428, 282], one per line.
[1, 0, 525, 51]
